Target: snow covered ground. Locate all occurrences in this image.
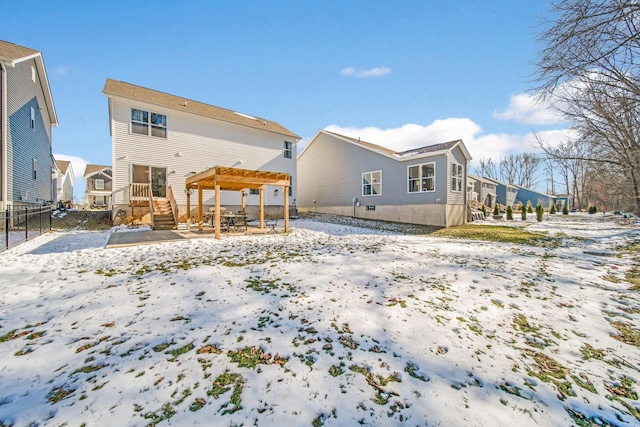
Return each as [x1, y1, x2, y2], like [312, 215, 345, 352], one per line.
[0, 214, 638, 426]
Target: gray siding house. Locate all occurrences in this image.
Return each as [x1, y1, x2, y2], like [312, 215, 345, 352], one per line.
[84, 164, 112, 209]
[469, 175, 498, 208]
[297, 130, 471, 227]
[0, 40, 58, 210]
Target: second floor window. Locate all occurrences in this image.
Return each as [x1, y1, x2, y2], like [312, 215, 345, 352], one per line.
[283, 141, 293, 158]
[451, 162, 463, 192]
[131, 108, 167, 138]
[95, 179, 105, 190]
[30, 106, 35, 129]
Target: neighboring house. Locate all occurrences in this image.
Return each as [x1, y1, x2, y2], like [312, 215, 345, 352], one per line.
[469, 175, 498, 208]
[0, 40, 58, 210]
[514, 185, 554, 209]
[297, 130, 471, 228]
[486, 178, 518, 208]
[103, 79, 300, 228]
[53, 158, 74, 205]
[83, 164, 112, 209]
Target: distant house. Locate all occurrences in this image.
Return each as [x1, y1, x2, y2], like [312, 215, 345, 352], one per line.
[103, 79, 300, 228]
[468, 175, 498, 208]
[297, 130, 471, 228]
[486, 178, 518, 208]
[0, 40, 58, 210]
[53, 159, 74, 205]
[84, 164, 112, 209]
[514, 186, 553, 209]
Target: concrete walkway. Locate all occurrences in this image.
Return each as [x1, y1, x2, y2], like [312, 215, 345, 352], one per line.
[105, 227, 277, 249]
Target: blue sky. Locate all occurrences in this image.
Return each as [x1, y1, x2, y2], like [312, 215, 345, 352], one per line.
[3, 0, 570, 200]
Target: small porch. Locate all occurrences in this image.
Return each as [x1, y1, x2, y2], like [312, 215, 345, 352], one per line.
[185, 166, 291, 240]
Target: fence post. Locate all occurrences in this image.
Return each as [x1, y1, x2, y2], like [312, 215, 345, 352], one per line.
[25, 207, 29, 241]
[4, 207, 9, 250]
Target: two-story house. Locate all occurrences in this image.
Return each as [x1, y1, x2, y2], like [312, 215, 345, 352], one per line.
[83, 164, 112, 209]
[53, 158, 74, 207]
[297, 130, 471, 227]
[103, 79, 300, 229]
[0, 40, 58, 210]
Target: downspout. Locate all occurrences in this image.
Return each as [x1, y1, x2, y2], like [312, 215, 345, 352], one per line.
[0, 63, 6, 211]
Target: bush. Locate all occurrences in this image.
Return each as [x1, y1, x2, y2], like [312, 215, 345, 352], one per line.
[550, 203, 557, 214]
[588, 205, 597, 214]
[526, 201, 534, 213]
[481, 205, 487, 216]
[536, 202, 544, 222]
[562, 202, 569, 215]
[506, 205, 513, 220]
[493, 204, 500, 216]
[521, 205, 527, 221]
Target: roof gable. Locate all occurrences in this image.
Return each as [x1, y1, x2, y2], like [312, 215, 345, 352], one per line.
[103, 79, 300, 140]
[84, 164, 112, 178]
[301, 129, 471, 162]
[0, 40, 58, 126]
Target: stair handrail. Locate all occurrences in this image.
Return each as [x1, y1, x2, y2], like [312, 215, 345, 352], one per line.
[167, 185, 179, 226]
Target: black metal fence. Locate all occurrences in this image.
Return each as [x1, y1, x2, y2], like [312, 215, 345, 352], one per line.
[1, 205, 52, 251]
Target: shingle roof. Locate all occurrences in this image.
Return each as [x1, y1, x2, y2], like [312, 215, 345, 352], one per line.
[84, 164, 111, 177]
[321, 130, 467, 160]
[0, 40, 39, 63]
[103, 79, 300, 140]
[55, 160, 71, 174]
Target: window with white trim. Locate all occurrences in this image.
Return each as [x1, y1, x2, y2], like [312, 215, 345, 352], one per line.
[33, 159, 37, 180]
[408, 163, 435, 192]
[31, 66, 36, 83]
[95, 179, 105, 190]
[283, 141, 293, 158]
[451, 162, 463, 192]
[131, 108, 167, 138]
[249, 189, 260, 195]
[362, 170, 382, 196]
[30, 106, 35, 129]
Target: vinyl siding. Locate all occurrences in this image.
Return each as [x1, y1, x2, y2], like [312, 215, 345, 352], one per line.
[110, 98, 296, 207]
[445, 146, 467, 205]
[86, 172, 112, 192]
[6, 59, 53, 204]
[298, 132, 469, 227]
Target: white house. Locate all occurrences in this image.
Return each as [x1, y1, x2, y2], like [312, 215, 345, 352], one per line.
[53, 158, 74, 205]
[297, 130, 471, 228]
[103, 79, 300, 228]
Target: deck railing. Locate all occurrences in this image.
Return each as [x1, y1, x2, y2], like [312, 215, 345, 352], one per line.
[167, 185, 179, 225]
[129, 183, 152, 205]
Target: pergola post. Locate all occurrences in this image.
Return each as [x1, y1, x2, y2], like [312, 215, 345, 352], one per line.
[198, 184, 203, 230]
[186, 188, 191, 226]
[241, 189, 246, 212]
[259, 187, 264, 229]
[215, 183, 221, 240]
[283, 185, 289, 232]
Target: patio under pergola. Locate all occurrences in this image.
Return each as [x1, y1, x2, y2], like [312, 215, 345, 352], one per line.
[185, 166, 290, 239]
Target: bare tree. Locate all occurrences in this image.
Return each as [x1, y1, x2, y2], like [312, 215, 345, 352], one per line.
[473, 158, 498, 180]
[535, 0, 640, 213]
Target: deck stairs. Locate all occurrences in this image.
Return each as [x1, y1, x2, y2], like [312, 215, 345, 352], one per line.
[152, 199, 176, 230]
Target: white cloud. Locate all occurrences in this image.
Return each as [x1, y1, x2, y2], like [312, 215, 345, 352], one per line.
[53, 153, 88, 181]
[320, 119, 576, 167]
[53, 66, 70, 76]
[340, 66, 391, 78]
[493, 92, 566, 125]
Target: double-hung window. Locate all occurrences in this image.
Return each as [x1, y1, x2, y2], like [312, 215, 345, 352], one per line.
[95, 179, 105, 190]
[30, 106, 35, 129]
[283, 141, 293, 158]
[408, 163, 435, 192]
[451, 162, 463, 192]
[362, 171, 382, 196]
[131, 108, 167, 138]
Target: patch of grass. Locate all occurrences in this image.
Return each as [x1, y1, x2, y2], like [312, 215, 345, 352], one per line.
[526, 350, 576, 400]
[143, 403, 176, 425]
[580, 343, 606, 360]
[329, 365, 344, 377]
[431, 224, 561, 247]
[609, 321, 640, 347]
[72, 364, 108, 375]
[626, 267, 640, 290]
[565, 406, 618, 427]
[571, 374, 597, 394]
[208, 371, 241, 398]
[46, 384, 76, 404]
[153, 342, 173, 352]
[189, 398, 206, 412]
[605, 375, 638, 400]
[404, 363, 429, 382]
[165, 342, 194, 361]
[227, 346, 288, 369]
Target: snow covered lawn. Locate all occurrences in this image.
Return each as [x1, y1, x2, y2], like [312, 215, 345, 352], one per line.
[0, 214, 638, 426]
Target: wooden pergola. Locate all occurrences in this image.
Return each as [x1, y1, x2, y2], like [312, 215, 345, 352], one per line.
[185, 166, 290, 239]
